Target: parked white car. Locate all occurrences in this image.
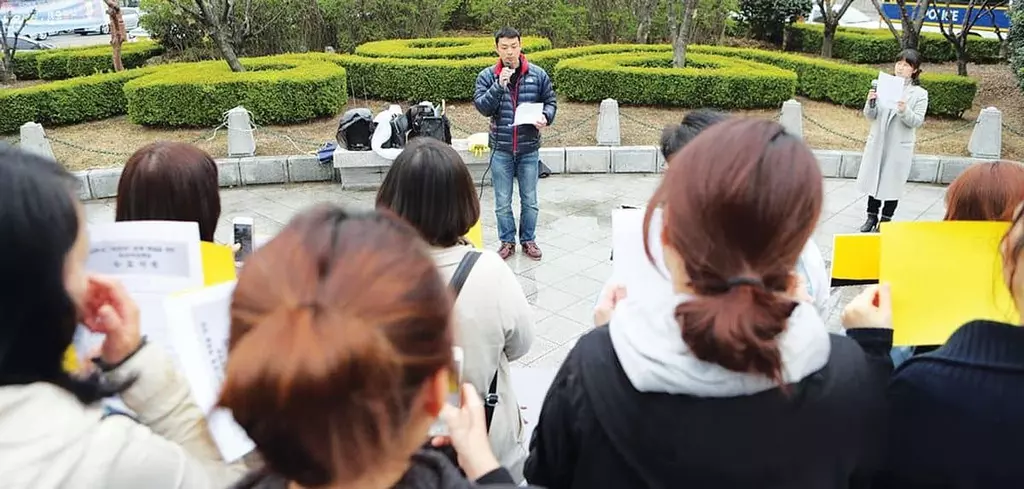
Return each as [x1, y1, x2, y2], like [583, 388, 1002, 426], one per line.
[807, 4, 878, 29]
[74, 7, 140, 35]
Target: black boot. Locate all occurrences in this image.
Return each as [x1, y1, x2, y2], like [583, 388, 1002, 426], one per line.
[877, 214, 892, 232]
[860, 214, 879, 233]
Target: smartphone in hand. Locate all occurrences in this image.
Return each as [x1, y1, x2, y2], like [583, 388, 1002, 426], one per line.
[233, 217, 255, 265]
[428, 346, 464, 437]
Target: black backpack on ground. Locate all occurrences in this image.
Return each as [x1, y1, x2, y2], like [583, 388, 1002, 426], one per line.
[336, 108, 374, 151]
[406, 103, 453, 144]
[382, 111, 410, 149]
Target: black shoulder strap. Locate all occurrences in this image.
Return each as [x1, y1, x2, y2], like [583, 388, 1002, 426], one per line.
[447, 251, 500, 432]
[448, 251, 481, 297]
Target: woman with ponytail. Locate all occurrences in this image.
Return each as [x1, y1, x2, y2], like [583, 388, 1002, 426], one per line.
[221, 206, 534, 489]
[524, 118, 892, 489]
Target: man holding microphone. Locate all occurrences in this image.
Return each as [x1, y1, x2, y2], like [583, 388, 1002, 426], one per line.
[474, 27, 557, 261]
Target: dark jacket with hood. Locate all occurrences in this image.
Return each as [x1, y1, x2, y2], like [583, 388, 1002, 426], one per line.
[230, 449, 529, 489]
[473, 55, 557, 156]
[523, 294, 893, 489]
[874, 319, 1024, 488]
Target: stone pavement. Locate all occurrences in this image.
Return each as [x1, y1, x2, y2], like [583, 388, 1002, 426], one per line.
[83, 174, 947, 369]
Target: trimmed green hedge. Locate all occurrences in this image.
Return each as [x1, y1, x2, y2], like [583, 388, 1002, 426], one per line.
[328, 53, 491, 101]
[530, 44, 670, 73]
[11, 41, 164, 81]
[124, 55, 347, 127]
[0, 68, 153, 133]
[787, 23, 1003, 64]
[353, 36, 551, 59]
[691, 45, 977, 117]
[1, 54, 346, 132]
[554, 51, 796, 108]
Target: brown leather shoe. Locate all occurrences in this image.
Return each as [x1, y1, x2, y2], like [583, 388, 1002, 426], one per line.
[497, 242, 515, 260]
[522, 241, 542, 260]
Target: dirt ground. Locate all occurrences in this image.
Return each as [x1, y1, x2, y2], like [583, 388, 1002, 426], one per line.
[2, 61, 1021, 172]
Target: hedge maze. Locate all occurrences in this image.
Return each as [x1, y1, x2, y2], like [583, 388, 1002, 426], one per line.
[0, 35, 980, 134]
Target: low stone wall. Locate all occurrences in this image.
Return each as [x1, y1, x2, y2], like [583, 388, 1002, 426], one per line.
[74, 145, 983, 201]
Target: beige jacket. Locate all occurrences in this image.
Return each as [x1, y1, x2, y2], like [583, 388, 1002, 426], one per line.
[0, 343, 245, 489]
[431, 245, 534, 483]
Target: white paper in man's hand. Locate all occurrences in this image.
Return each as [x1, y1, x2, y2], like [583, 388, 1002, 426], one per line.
[876, 71, 905, 110]
[513, 102, 544, 126]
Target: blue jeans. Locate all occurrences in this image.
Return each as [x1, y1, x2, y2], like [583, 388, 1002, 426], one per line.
[492, 149, 539, 244]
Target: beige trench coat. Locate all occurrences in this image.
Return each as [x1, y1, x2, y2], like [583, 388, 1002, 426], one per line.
[857, 84, 929, 201]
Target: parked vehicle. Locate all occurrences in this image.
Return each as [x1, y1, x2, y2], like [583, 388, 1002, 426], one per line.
[2, 35, 55, 50]
[74, 7, 140, 35]
[807, 4, 878, 29]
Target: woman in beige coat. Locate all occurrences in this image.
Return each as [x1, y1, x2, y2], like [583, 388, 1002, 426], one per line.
[377, 138, 536, 482]
[858, 49, 930, 233]
[0, 146, 244, 489]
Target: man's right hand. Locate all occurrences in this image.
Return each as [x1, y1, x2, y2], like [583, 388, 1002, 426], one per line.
[499, 67, 514, 89]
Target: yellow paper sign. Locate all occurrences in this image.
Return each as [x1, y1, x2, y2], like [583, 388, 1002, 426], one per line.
[880, 221, 1019, 346]
[201, 242, 237, 286]
[831, 233, 881, 286]
[466, 219, 483, 249]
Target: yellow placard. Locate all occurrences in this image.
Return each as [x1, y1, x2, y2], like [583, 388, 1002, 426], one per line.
[880, 221, 1019, 346]
[201, 242, 237, 286]
[466, 219, 483, 249]
[831, 233, 881, 285]
[63, 346, 79, 373]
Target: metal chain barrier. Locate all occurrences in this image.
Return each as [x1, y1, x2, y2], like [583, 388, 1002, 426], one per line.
[47, 135, 134, 157]
[917, 119, 976, 144]
[1003, 122, 1024, 139]
[802, 114, 866, 144]
[544, 113, 599, 144]
[619, 112, 665, 132]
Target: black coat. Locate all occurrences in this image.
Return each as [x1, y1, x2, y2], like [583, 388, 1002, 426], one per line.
[523, 327, 893, 489]
[875, 320, 1024, 488]
[473, 55, 557, 156]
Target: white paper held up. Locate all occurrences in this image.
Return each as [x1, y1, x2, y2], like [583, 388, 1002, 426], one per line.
[611, 208, 674, 304]
[87, 221, 204, 294]
[512, 102, 544, 126]
[165, 281, 256, 463]
[875, 71, 905, 110]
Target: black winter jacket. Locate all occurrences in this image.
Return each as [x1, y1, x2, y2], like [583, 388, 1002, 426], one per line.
[473, 55, 557, 156]
[524, 327, 894, 489]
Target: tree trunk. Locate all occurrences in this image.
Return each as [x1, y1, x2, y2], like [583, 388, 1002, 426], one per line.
[822, 23, 837, 58]
[956, 45, 969, 76]
[212, 29, 245, 72]
[901, 28, 919, 49]
[104, 0, 125, 71]
[636, 19, 651, 43]
[672, 0, 698, 67]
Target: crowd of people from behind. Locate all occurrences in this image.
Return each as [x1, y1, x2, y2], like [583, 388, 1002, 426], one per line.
[3, 28, 1024, 489]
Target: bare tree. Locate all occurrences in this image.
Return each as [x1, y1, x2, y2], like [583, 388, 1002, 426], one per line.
[980, 0, 1009, 58]
[104, 0, 127, 72]
[0, 3, 36, 83]
[815, 0, 856, 58]
[868, 0, 932, 49]
[937, 0, 1006, 76]
[668, 0, 699, 67]
[634, 0, 659, 43]
[165, 0, 286, 72]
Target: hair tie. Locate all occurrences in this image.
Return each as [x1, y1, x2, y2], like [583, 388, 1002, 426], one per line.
[724, 277, 764, 290]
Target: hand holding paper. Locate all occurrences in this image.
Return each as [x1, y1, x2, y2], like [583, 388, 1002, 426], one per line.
[81, 275, 143, 365]
[875, 71, 905, 110]
[513, 103, 545, 126]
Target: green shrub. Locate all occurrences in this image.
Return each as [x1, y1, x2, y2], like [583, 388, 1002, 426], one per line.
[353, 36, 551, 59]
[530, 43, 670, 72]
[692, 45, 978, 117]
[327, 53, 491, 101]
[554, 51, 796, 108]
[33, 41, 166, 81]
[787, 23, 1004, 64]
[124, 55, 347, 126]
[0, 69, 153, 133]
[12, 50, 44, 81]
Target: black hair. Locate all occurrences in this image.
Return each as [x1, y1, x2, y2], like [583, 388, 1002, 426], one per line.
[494, 27, 521, 44]
[660, 109, 730, 160]
[0, 146, 123, 404]
[898, 48, 923, 86]
[375, 138, 480, 248]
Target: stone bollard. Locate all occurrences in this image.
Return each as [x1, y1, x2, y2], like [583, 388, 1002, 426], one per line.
[19, 122, 56, 160]
[596, 98, 621, 146]
[226, 106, 257, 157]
[779, 99, 803, 139]
[968, 107, 1001, 159]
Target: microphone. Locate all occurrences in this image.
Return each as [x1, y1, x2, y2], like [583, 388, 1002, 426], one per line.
[870, 80, 878, 109]
[501, 60, 512, 88]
